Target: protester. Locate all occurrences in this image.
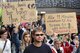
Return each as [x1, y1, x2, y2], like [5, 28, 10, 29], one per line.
[61, 34, 73, 53]
[71, 33, 76, 40]
[20, 31, 31, 53]
[23, 27, 52, 53]
[61, 34, 70, 47]
[11, 26, 20, 53]
[71, 35, 79, 45]
[0, 29, 11, 53]
[51, 39, 64, 53]
[46, 32, 58, 47]
[72, 40, 79, 53]
[18, 25, 24, 40]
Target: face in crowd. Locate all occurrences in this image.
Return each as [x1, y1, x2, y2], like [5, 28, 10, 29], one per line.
[32, 28, 45, 42]
[74, 40, 79, 48]
[62, 34, 68, 42]
[0, 29, 8, 40]
[54, 39, 61, 49]
[23, 32, 31, 43]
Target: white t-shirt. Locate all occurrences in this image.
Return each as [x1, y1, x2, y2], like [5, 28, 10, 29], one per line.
[0, 39, 11, 53]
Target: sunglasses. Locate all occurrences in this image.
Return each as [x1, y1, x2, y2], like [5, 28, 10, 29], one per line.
[35, 34, 44, 36]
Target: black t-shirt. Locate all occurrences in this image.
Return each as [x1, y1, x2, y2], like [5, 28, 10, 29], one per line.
[23, 43, 52, 53]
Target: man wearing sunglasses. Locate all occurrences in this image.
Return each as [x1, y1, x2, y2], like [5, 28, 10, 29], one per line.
[23, 27, 52, 53]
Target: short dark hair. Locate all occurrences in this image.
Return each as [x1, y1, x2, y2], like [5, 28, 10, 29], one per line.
[0, 29, 6, 35]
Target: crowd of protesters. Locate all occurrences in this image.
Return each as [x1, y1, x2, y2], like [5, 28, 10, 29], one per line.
[0, 17, 80, 53]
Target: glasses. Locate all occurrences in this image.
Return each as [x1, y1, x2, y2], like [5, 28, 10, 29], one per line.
[35, 34, 44, 36]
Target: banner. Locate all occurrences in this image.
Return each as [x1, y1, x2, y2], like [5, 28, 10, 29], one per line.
[2, 1, 37, 25]
[45, 12, 78, 34]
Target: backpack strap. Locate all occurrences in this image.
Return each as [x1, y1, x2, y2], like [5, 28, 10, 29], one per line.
[2, 40, 7, 53]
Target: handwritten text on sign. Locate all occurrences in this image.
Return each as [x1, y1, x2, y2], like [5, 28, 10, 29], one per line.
[45, 12, 78, 34]
[2, 1, 37, 25]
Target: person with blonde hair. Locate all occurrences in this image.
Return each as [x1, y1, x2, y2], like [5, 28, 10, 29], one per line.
[20, 31, 31, 53]
[72, 40, 79, 53]
[51, 39, 64, 53]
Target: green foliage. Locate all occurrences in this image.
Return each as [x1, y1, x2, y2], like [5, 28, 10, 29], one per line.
[0, 16, 2, 26]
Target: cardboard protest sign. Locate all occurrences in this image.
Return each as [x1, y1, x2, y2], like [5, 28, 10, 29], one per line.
[2, 2, 20, 25]
[2, 1, 37, 25]
[45, 12, 78, 34]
